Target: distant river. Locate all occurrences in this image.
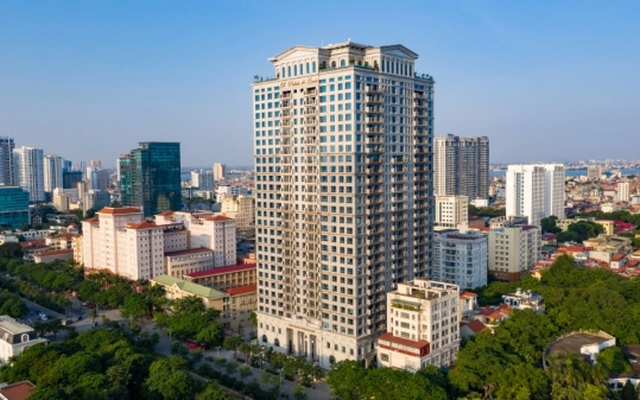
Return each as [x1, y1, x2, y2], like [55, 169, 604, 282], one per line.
[489, 168, 640, 178]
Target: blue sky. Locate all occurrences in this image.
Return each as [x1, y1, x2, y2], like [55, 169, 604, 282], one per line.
[1, 0, 639, 167]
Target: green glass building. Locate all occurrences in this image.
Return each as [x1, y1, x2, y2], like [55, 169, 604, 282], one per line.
[119, 142, 181, 217]
[0, 186, 30, 229]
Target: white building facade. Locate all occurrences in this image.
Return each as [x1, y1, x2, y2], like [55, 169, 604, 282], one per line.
[433, 231, 487, 289]
[43, 155, 65, 194]
[253, 42, 434, 368]
[13, 147, 45, 203]
[506, 164, 546, 227]
[0, 315, 48, 365]
[544, 164, 565, 219]
[618, 182, 630, 203]
[213, 163, 226, 181]
[377, 280, 460, 371]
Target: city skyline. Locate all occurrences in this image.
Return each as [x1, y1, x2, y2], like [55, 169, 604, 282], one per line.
[1, 1, 639, 166]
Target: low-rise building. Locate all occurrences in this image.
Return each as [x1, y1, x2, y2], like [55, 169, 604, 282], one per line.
[0, 316, 48, 365]
[33, 249, 74, 264]
[165, 248, 214, 278]
[150, 275, 228, 311]
[0, 380, 36, 400]
[583, 234, 633, 255]
[502, 288, 545, 313]
[434, 196, 468, 231]
[376, 280, 460, 371]
[183, 263, 256, 291]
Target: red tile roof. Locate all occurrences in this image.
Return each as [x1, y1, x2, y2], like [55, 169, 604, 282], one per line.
[0, 381, 36, 400]
[612, 253, 626, 262]
[460, 291, 477, 299]
[127, 221, 158, 230]
[36, 249, 74, 257]
[378, 332, 430, 350]
[156, 210, 175, 216]
[98, 207, 142, 215]
[184, 263, 256, 278]
[201, 215, 234, 222]
[463, 319, 488, 334]
[83, 216, 99, 223]
[226, 284, 257, 296]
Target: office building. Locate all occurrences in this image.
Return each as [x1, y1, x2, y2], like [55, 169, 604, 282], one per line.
[618, 182, 630, 203]
[118, 142, 181, 216]
[82, 190, 111, 216]
[434, 135, 489, 201]
[506, 164, 564, 226]
[376, 280, 460, 371]
[0, 186, 30, 229]
[253, 41, 434, 367]
[43, 155, 65, 194]
[89, 168, 111, 191]
[434, 195, 468, 231]
[191, 170, 215, 190]
[214, 163, 226, 181]
[433, 231, 487, 289]
[63, 170, 83, 189]
[488, 225, 540, 281]
[12, 147, 45, 203]
[0, 137, 15, 186]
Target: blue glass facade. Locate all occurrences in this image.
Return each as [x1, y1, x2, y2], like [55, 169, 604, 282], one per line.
[119, 142, 181, 216]
[0, 186, 30, 228]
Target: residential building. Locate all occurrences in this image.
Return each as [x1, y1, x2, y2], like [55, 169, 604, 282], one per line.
[587, 165, 602, 180]
[0, 187, 30, 229]
[118, 142, 181, 217]
[433, 134, 489, 201]
[215, 185, 249, 203]
[0, 380, 36, 400]
[191, 170, 215, 190]
[488, 225, 540, 281]
[165, 248, 214, 278]
[82, 190, 111, 216]
[506, 164, 544, 226]
[12, 147, 45, 203]
[53, 193, 71, 212]
[213, 163, 226, 181]
[434, 195, 468, 230]
[618, 182, 630, 203]
[183, 263, 257, 291]
[433, 231, 487, 289]
[557, 217, 615, 235]
[220, 194, 255, 229]
[0, 315, 48, 365]
[33, 249, 74, 263]
[544, 164, 565, 219]
[43, 155, 65, 194]
[376, 280, 460, 371]
[0, 137, 15, 186]
[155, 211, 236, 267]
[501, 288, 545, 312]
[253, 41, 434, 368]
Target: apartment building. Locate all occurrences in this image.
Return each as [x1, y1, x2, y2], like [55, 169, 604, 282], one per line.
[506, 164, 565, 227]
[253, 41, 434, 368]
[376, 280, 460, 371]
[220, 194, 255, 230]
[488, 225, 541, 281]
[433, 231, 487, 289]
[433, 134, 489, 201]
[434, 195, 468, 231]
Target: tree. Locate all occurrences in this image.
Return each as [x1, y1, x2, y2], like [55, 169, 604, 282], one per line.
[146, 357, 196, 400]
[196, 383, 233, 400]
[238, 364, 252, 379]
[292, 385, 307, 400]
[0, 294, 28, 318]
[326, 360, 366, 400]
[172, 295, 206, 314]
[596, 346, 631, 374]
[0, 242, 23, 259]
[196, 322, 224, 347]
[541, 216, 561, 234]
[120, 293, 149, 325]
[620, 379, 637, 400]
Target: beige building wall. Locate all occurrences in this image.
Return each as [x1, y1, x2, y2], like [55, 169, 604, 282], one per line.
[488, 225, 540, 281]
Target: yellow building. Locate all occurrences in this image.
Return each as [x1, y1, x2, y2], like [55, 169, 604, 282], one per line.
[557, 217, 615, 235]
[219, 194, 254, 230]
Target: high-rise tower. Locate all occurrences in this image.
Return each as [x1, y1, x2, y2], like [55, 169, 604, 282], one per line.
[433, 135, 489, 201]
[0, 137, 15, 186]
[506, 164, 564, 226]
[118, 142, 181, 216]
[253, 42, 434, 367]
[43, 155, 65, 194]
[13, 147, 45, 203]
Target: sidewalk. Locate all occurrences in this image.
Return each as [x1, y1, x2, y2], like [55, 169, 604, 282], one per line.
[140, 322, 331, 400]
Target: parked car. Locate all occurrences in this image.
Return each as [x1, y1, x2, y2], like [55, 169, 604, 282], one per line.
[186, 339, 207, 350]
[61, 319, 73, 326]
